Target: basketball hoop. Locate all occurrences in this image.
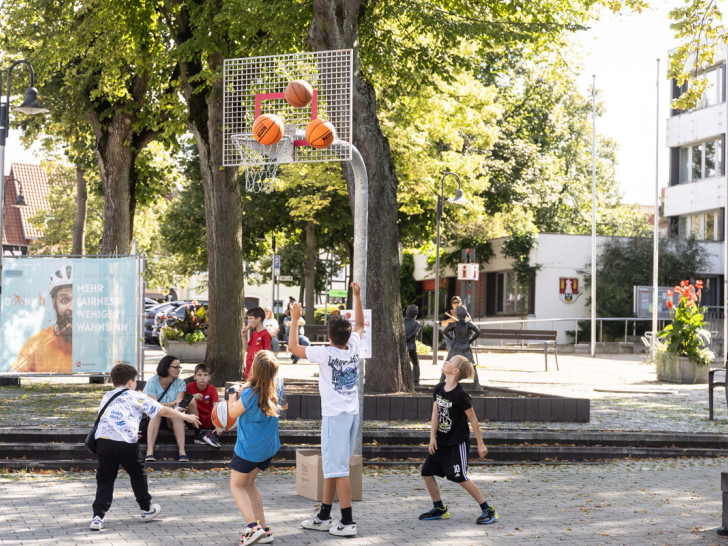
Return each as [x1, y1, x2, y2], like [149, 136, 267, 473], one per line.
[232, 134, 293, 193]
[223, 50, 353, 194]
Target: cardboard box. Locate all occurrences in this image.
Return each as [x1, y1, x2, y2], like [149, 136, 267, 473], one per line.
[295, 449, 362, 502]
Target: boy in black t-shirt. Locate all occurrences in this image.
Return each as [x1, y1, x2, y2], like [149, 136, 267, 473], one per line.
[418, 355, 498, 525]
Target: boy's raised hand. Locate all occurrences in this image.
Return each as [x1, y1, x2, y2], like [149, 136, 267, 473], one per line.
[351, 281, 361, 297]
[290, 302, 302, 321]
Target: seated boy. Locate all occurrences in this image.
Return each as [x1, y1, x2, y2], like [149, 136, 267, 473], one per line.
[89, 364, 200, 531]
[187, 363, 222, 448]
[291, 282, 364, 537]
[418, 355, 498, 525]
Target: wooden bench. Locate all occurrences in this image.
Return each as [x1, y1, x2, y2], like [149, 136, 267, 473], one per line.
[472, 329, 559, 371]
[280, 324, 330, 353]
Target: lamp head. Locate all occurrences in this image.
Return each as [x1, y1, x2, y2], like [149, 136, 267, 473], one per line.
[14, 87, 49, 115]
[448, 188, 468, 205]
[12, 193, 28, 207]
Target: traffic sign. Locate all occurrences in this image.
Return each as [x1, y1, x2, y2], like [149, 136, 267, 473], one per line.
[278, 275, 294, 282]
[457, 263, 479, 281]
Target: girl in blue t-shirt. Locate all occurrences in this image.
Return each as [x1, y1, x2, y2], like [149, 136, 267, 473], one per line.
[229, 350, 284, 546]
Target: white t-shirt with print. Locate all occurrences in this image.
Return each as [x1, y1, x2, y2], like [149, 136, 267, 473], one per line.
[95, 388, 163, 444]
[305, 332, 361, 417]
[263, 318, 279, 336]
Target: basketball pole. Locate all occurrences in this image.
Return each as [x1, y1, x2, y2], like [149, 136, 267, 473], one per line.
[349, 144, 368, 457]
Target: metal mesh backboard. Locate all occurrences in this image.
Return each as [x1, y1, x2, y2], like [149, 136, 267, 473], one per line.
[223, 49, 353, 167]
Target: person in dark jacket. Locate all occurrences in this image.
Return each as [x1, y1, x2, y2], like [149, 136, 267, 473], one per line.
[404, 305, 422, 386]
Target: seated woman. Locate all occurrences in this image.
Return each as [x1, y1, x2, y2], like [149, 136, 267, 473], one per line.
[143, 355, 197, 462]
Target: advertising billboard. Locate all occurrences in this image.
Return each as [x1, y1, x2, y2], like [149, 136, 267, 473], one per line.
[1, 257, 139, 373]
[633, 285, 675, 320]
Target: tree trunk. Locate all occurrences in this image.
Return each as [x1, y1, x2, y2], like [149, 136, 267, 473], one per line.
[174, 32, 245, 384]
[72, 163, 88, 255]
[309, 0, 413, 392]
[90, 112, 136, 255]
[303, 221, 317, 323]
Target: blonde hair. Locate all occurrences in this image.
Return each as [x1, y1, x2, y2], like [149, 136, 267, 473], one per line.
[246, 350, 282, 417]
[450, 355, 474, 380]
[264, 307, 273, 318]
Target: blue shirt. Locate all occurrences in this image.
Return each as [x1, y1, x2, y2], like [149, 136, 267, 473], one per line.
[143, 375, 186, 404]
[234, 379, 283, 463]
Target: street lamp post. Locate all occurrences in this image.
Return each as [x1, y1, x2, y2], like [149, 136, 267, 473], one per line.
[0, 60, 48, 254]
[432, 172, 468, 366]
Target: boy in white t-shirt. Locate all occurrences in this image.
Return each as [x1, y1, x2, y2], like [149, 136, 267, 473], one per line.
[290, 282, 364, 538]
[89, 364, 201, 531]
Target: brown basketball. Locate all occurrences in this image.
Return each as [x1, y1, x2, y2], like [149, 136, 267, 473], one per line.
[305, 118, 336, 149]
[284, 80, 314, 108]
[252, 114, 284, 146]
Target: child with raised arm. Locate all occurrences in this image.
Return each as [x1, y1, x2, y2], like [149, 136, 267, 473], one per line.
[229, 350, 284, 546]
[291, 282, 364, 538]
[418, 355, 498, 525]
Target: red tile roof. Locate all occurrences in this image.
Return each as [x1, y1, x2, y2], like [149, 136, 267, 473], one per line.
[3, 163, 51, 246]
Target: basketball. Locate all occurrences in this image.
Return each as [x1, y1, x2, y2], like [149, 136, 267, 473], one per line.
[211, 399, 238, 431]
[284, 80, 314, 108]
[252, 113, 284, 146]
[305, 118, 336, 149]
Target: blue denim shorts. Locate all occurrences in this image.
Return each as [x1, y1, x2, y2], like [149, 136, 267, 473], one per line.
[230, 453, 273, 474]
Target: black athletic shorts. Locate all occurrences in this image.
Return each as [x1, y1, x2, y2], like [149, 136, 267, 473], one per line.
[230, 453, 273, 474]
[421, 440, 470, 483]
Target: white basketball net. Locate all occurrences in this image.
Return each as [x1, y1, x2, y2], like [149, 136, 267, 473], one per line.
[232, 135, 293, 193]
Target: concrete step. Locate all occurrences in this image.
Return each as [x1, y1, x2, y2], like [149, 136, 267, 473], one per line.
[2, 427, 727, 448]
[4, 445, 728, 471]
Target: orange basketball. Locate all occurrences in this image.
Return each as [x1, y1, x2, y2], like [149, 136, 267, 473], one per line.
[252, 114, 284, 146]
[284, 80, 314, 108]
[305, 118, 336, 149]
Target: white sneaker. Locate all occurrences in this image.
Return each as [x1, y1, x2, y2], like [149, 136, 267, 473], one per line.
[89, 515, 104, 531]
[241, 524, 266, 546]
[300, 515, 333, 531]
[140, 502, 161, 522]
[329, 521, 357, 536]
[257, 527, 274, 543]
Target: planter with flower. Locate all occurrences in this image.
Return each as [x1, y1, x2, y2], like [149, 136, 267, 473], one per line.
[654, 280, 714, 384]
[160, 302, 208, 363]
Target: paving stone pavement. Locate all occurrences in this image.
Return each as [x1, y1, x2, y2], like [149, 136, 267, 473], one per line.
[2, 458, 727, 545]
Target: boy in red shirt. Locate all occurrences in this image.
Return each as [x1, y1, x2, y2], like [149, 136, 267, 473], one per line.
[242, 307, 272, 380]
[187, 364, 221, 448]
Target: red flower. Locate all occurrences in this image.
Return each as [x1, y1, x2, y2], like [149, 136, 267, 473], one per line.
[680, 280, 689, 287]
[696, 280, 704, 290]
[667, 290, 673, 297]
[666, 300, 673, 309]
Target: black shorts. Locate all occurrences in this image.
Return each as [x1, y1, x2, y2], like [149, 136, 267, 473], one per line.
[421, 440, 470, 483]
[230, 453, 273, 474]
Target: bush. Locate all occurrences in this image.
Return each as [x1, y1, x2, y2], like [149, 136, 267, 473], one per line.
[313, 305, 342, 324]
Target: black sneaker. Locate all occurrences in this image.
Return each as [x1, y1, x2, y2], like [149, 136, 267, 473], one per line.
[193, 429, 208, 445]
[419, 505, 450, 520]
[476, 505, 498, 525]
[203, 430, 221, 449]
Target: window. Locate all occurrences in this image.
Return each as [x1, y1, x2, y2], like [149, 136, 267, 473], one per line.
[674, 210, 721, 240]
[672, 65, 724, 112]
[698, 67, 723, 109]
[487, 271, 532, 315]
[678, 138, 723, 183]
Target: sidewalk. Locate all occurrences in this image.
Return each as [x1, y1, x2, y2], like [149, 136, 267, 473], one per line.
[1, 458, 725, 544]
[142, 346, 726, 433]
